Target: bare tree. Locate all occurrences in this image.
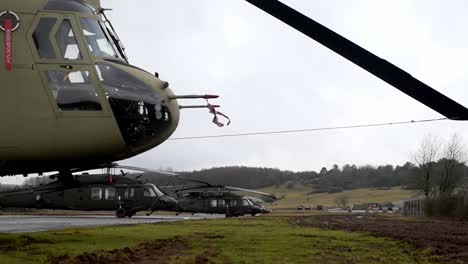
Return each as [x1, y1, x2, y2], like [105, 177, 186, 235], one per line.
[334, 195, 349, 209]
[413, 134, 440, 197]
[436, 134, 466, 196]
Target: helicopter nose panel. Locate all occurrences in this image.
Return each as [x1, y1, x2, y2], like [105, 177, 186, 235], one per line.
[156, 196, 178, 210]
[95, 62, 177, 152]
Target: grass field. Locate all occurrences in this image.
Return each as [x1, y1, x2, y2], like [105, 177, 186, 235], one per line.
[0, 215, 450, 264]
[259, 184, 418, 209]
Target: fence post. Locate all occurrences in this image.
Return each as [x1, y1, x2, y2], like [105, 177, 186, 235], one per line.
[417, 200, 421, 217]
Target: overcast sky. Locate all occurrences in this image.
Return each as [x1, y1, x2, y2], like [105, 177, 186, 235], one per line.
[3, 0, 467, 187]
[97, 0, 468, 173]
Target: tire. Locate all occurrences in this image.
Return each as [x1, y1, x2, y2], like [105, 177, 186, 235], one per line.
[116, 208, 127, 218]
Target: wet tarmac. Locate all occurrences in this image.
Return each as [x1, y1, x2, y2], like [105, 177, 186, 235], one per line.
[0, 214, 224, 233]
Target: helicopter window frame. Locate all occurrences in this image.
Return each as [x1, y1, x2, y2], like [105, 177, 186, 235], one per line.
[217, 200, 226, 207]
[153, 186, 164, 197]
[91, 188, 102, 200]
[32, 17, 59, 60]
[210, 199, 217, 208]
[45, 69, 104, 112]
[143, 187, 157, 198]
[55, 19, 82, 60]
[78, 17, 122, 60]
[37, 63, 113, 117]
[104, 187, 116, 200]
[124, 187, 135, 199]
[29, 13, 92, 65]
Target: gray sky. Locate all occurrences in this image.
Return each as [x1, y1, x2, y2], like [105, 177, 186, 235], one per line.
[3, 0, 467, 186]
[104, 0, 468, 172]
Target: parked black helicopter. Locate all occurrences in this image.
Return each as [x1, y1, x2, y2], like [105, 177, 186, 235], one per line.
[160, 183, 275, 217]
[0, 172, 178, 218]
[0, 166, 276, 218]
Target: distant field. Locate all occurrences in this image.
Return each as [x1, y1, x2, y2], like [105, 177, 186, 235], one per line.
[259, 184, 418, 209]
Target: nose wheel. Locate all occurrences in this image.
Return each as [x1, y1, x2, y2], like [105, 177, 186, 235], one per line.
[116, 208, 127, 218]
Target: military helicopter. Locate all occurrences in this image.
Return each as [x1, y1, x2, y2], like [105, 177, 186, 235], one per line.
[0, 172, 178, 218]
[1, 0, 468, 180]
[0, 0, 229, 178]
[159, 181, 276, 217]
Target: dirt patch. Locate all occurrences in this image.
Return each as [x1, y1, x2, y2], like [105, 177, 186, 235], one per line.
[292, 214, 468, 263]
[194, 232, 225, 240]
[193, 249, 220, 264]
[49, 236, 190, 264]
[0, 235, 53, 253]
[0, 238, 16, 252]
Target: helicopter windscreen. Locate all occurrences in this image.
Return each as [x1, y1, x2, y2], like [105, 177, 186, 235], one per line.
[143, 184, 164, 197]
[79, 18, 122, 60]
[243, 199, 254, 206]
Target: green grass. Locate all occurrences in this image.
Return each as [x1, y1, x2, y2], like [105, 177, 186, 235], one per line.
[0, 216, 449, 264]
[260, 184, 418, 209]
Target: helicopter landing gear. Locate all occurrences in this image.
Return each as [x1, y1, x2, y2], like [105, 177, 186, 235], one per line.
[116, 208, 127, 218]
[146, 210, 155, 217]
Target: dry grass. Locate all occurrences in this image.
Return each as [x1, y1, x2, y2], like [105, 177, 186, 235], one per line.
[260, 184, 418, 209]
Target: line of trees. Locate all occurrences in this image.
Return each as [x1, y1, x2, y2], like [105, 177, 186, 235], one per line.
[413, 134, 467, 198]
[15, 134, 468, 198]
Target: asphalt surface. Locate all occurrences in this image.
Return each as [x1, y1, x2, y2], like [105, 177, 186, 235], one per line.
[0, 214, 223, 233]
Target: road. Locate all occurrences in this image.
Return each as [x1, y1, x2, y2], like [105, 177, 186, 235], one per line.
[0, 214, 223, 233]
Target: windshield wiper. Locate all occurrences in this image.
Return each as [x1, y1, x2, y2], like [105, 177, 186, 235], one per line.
[98, 9, 129, 63]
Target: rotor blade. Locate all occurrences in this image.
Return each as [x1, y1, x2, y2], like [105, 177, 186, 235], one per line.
[175, 177, 214, 186]
[245, 0, 468, 120]
[173, 184, 221, 193]
[113, 165, 213, 186]
[225, 186, 277, 200]
[112, 165, 180, 176]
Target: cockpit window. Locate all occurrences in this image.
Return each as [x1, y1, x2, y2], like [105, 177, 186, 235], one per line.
[144, 187, 157, 197]
[243, 199, 252, 206]
[80, 18, 119, 59]
[152, 186, 164, 197]
[44, 0, 95, 14]
[95, 63, 162, 104]
[46, 70, 103, 111]
[32, 18, 58, 59]
[55, 20, 82, 60]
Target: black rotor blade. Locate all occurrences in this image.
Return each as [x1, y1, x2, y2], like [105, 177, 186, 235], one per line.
[113, 164, 213, 186]
[114, 165, 180, 176]
[245, 0, 468, 120]
[224, 186, 277, 200]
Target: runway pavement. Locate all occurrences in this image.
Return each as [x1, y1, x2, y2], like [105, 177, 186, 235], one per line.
[0, 214, 224, 233]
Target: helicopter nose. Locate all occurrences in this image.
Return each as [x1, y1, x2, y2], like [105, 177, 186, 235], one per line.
[161, 196, 178, 209]
[257, 207, 272, 214]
